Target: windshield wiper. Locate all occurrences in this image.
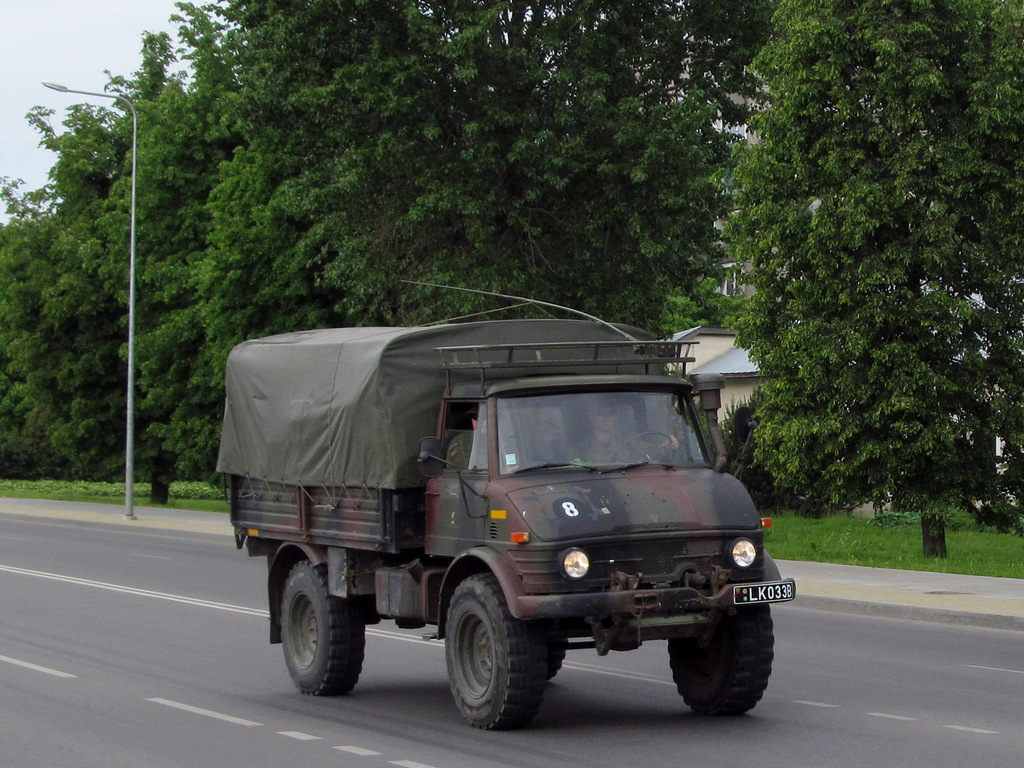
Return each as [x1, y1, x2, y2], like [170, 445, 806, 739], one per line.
[600, 459, 673, 474]
[513, 462, 598, 474]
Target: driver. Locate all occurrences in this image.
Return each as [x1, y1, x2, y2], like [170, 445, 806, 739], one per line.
[586, 399, 622, 463]
[580, 394, 679, 465]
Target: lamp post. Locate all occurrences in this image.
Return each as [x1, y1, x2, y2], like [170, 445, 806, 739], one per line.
[43, 81, 138, 520]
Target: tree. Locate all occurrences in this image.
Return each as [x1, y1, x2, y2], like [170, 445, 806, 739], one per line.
[212, 0, 773, 331]
[0, 7, 244, 495]
[0, 96, 135, 481]
[127, 6, 246, 489]
[730, 0, 1024, 556]
[662, 276, 748, 333]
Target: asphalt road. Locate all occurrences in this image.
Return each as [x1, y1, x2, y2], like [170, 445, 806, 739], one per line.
[1, 511, 1021, 768]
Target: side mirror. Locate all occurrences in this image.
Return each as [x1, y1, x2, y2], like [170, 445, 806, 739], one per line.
[418, 436, 445, 478]
[734, 406, 757, 445]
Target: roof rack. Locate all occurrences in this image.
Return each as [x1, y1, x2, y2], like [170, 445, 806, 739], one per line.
[436, 340, 695, 384]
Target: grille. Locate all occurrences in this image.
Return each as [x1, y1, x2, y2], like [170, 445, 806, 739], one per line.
[512, 536, 734, 593]
[586, 538, 722, 581]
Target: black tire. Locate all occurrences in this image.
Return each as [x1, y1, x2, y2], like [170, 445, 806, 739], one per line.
[281, 561, 365, 696]
[546, 645, 567, 681]
[668, 605, 774, 715]
[445, 574, 547, 730]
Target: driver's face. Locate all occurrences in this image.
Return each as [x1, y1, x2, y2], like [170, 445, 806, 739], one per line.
[591, 407, 616, 439]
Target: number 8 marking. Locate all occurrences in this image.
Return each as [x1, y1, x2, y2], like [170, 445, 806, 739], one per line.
[562, 501, 580, 517]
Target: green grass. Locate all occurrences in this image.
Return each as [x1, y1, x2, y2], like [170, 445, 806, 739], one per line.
[764, 512, 1024, 579]
[0, 479, 229, 514]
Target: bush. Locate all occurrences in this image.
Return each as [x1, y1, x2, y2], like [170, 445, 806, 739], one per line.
[0, 432, 72, 480]
[721, 391, 837, 516]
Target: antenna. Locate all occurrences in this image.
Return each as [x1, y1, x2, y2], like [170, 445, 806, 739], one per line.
[403, 280, 637, 340]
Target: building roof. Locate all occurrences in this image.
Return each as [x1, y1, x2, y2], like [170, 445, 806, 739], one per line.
[690, 346, 759, 376]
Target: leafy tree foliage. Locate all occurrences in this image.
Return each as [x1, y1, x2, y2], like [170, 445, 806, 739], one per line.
[730, 0, 1024, 554]
[1, 97, 133, 480]
[662, 276, 748, 333]
[215, 0, 770, 330]
[2, 1, 770, 486]
[128, 6, 245, 486]
[0, 6, 242, 494]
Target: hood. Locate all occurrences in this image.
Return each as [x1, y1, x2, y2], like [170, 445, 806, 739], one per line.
[499, 466, 759, 542]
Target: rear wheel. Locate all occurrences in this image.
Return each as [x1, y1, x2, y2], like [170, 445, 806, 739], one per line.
[446, 574, 547, 729]
[668, 605, 774, 714]
[281, 561, 365, 696]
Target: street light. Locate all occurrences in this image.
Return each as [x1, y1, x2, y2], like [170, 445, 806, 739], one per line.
[43, 81, 138, 521]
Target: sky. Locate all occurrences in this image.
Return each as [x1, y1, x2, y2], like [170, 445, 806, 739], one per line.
[0, 0, 182, 222]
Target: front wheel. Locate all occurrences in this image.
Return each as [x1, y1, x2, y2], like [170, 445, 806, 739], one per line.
[668, 605, 774, 715]
[281, 561, 365, 696]
[445, 574, 547, 729]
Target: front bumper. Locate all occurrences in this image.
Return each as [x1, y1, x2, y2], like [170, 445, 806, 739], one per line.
[516, 578, 796, 620]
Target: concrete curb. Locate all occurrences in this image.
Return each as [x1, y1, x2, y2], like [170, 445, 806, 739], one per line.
[793, 594, 1024, 632]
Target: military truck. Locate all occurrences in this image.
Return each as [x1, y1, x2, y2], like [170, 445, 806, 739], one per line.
[217, 319, 795, 730]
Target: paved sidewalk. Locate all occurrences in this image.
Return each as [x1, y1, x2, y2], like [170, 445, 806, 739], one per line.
[0, 497, 234, 536]
[2, 497, 1022, 631]
[780, 559, 1024, 632]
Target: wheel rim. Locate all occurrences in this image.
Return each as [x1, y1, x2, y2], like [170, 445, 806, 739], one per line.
[455, 613, 493, 699]
[287, 592, 318, 669]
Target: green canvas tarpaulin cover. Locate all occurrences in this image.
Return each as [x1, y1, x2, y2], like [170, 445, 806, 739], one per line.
[216, 320, 649, 489]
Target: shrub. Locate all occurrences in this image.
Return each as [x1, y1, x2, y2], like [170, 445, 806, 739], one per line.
[0, 432, 72, 480]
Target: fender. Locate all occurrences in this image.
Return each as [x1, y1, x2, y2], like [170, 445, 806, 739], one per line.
[265, 541, 329, 644]
[437, 546, 527, 638]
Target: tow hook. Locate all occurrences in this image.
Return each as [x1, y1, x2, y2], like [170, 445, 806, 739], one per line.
[634, 591, 660, 611]
[609, 571, 641, 591]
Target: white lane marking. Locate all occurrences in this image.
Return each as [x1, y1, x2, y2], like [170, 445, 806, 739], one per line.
[965, 664, 1024, 676]
[367, 627, 440, 644]
[278, 731, 320, 741]
[562, 661, 675, 685]
[335, 746, 382, 756]
[390, 761, 440, 768]
[794, 700, 840, 708]
[0, 564, 267, 616]
[0, 653, 77, 678]
[146, 697, 262, 726]
[867, 712, 917, 721]
[944, 725, 999, 735]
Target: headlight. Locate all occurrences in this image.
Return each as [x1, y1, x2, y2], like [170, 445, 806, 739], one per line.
[730, 538, 757, 568]
[561, 548, 590, 579]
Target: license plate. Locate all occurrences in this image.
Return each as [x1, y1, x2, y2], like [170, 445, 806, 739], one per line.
[733, 579, 796, 605]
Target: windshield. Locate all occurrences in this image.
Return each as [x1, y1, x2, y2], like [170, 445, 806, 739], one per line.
[495, 390, 706, 474]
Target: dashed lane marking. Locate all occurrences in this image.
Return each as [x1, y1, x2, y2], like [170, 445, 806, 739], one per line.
[146, 697, 262, 727]
[335, 746, 383, 756]
[0, 653, 77, 678]
[278, 731, 320, 741]
[944, 725, 1000, 735]
[965, 664, 1024, 676]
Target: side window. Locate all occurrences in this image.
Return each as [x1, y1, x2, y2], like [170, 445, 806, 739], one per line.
[673, 394, 706, 464]
[467, 407, 488, 470]
[443, 401, 487, 471]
